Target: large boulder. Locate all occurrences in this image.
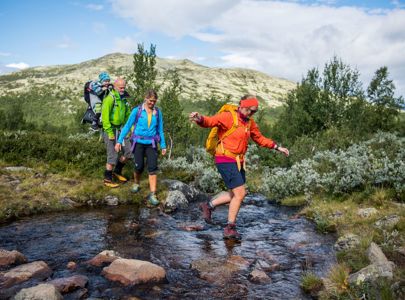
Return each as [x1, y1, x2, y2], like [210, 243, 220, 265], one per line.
[0, 249, 27, 268]
[13, 283, 63, 300]
[0, 261, 52, 289]
[164, 190, 188, 213]
[163, 179, 209, 203]
[102, 258, 166, 286]
[349, 242, 395, 285]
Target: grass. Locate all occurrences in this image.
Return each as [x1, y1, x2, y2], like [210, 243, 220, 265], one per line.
[0, 161, 168, 224]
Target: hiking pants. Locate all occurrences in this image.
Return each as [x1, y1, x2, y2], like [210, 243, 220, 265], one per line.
[133, 143, 158, 175]
[103, 133, 132, 165]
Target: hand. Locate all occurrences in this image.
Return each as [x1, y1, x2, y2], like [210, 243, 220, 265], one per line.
[278, 146, 289, 157]
[161, 149, 167, 156]
[189, 112, 201, 122]
[102, 86, 108, 91]
[114, 143, 122, 152]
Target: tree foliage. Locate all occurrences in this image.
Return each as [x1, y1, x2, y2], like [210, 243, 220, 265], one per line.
[273, 56, 403, 146]
[129, 43, 159, 106]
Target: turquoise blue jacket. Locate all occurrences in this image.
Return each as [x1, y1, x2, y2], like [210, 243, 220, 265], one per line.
[118, 104, 166, 149]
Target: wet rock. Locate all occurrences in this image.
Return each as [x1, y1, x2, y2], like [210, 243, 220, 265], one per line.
[190, 257, 245, 285]
[0, 249, 27, 268]
[48, 274, 88, 293]
[14, 283, 63, 300]
[4, 166, 33, 172]
[349, 242, 395, 285]
[178, 223, 205, 231]
[333, 233, 360, 251]
[66, 288, 88, 299]
[0, 261, 52, 288]
[67, 261, 77, 270]
[162, 179, 209, 203]
[102, 258, 166, 286]
[227, 255, 250, 269]
[255, 260, 279, 272]
[164, 190, 188, 212]
[105, 195, 119, 206]
[87, 250, 120, 267]
[249, 269, 271, 283]
[357, 207, 378, 218]
[375, 215, 400, 229]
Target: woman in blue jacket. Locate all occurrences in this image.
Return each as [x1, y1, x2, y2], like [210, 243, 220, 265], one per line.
[115, 90, 167, 206]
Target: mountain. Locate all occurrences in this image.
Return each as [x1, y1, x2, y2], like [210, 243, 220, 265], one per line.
[0, 53, 295, 106]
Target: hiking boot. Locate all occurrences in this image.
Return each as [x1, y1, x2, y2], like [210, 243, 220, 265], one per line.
[200, 202, 213, 223]
[223, 223, 241, 240]
[131, 183, 140, 193]
[147, 193, 160, 206]
[103, 179, 119, 188]
[113, 172, 128, 183]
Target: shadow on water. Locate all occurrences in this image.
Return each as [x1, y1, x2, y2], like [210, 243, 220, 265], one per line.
[0, 194, 336, 299]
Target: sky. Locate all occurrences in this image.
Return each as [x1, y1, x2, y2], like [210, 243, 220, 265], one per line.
[1, 0, 405, 96]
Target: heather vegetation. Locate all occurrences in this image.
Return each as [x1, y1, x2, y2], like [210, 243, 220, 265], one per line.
[0, 44, 404, 298]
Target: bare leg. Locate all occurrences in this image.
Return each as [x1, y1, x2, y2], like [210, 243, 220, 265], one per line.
[211, 191, 233, 207]
[227, 185, 246, 223]
[149, 174, 157, 193]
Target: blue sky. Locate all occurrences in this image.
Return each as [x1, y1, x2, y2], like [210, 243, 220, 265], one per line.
[1, 0, 405, 96]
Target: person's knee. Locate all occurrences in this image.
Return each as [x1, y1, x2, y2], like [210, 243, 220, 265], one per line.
[233, 186, 246, 201]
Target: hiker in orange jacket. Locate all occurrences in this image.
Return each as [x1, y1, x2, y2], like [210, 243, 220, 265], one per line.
[189, 95, 289, 240]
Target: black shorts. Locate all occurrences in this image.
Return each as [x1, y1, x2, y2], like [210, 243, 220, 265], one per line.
[133, 143, 158, 175]
[216, 162, 246, 189]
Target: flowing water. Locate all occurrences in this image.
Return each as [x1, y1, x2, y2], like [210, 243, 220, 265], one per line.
[0, 194, 336, 299]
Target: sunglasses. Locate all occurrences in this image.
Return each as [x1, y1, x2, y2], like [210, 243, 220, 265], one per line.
[246, 107, 258, 114]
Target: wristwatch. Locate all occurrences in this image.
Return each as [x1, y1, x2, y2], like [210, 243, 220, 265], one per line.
[274, 144, 279, 150]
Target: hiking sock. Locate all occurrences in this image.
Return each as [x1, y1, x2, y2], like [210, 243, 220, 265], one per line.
[114, 161, 125, 175]
[104, 170, 113, 181]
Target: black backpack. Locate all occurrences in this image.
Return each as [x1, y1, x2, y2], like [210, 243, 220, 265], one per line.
[83, 80, 92, 104]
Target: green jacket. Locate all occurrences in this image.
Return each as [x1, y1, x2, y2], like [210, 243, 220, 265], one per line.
[102, 89, 131, 139]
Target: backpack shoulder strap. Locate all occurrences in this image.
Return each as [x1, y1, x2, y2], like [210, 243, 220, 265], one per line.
[219, 108, 238, 141]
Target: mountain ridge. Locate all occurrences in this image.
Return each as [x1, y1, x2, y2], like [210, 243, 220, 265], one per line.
[0, 53, 296, 107]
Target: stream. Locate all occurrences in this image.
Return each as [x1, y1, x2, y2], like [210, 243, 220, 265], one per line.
[0, 194, 336, 299]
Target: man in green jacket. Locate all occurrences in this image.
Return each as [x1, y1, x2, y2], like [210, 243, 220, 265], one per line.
[102, 77, 132, 188]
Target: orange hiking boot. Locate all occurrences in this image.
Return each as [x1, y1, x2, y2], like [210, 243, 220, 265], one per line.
[103, 179, 119, 188]
[113, 172, 128, 183]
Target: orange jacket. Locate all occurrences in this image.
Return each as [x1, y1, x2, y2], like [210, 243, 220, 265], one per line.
[199, 111, 276, 157]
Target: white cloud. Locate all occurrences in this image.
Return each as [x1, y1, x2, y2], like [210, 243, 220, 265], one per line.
[111, 0, 238, 38]
[92, 22, 106, 34]
[111, 0, 405, 96]
[113, 36, 138, 53]
[6, 62, 29, 69]
[0, 52, 11, 57]
[87, 4, 104, 11]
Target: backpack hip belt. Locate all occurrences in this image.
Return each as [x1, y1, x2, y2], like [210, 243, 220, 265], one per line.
[131, 134, 160, 152]
[217, 147, 246, 171]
